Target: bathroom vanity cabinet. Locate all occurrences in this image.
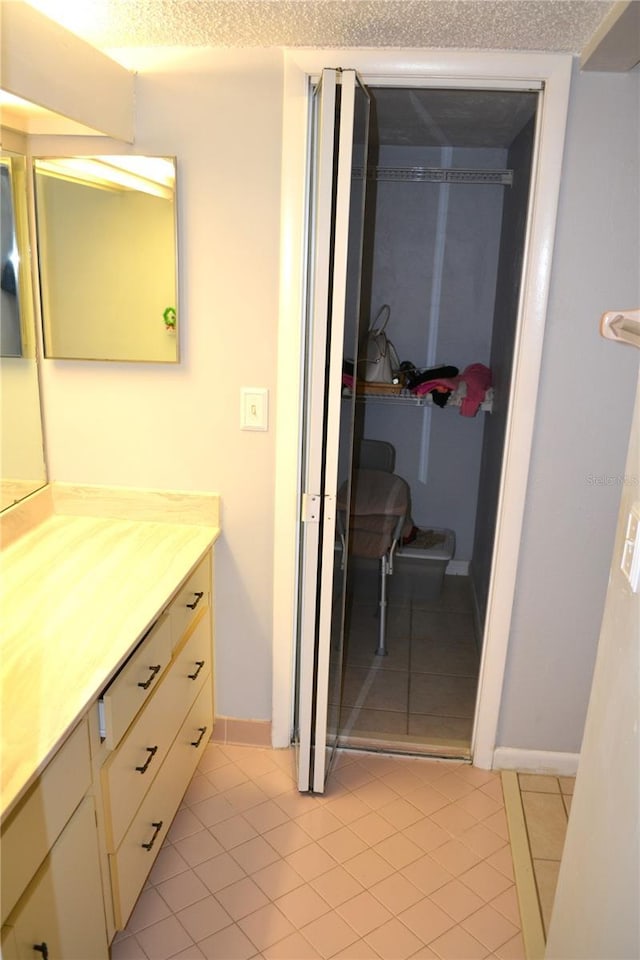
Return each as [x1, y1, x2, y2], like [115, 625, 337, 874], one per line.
[1, 721, 107, 959]
[0, 497, 218, 955]
[98, 553, 213, 930]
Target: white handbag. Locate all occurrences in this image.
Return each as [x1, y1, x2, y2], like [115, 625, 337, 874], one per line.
[360, 305, 400, 383]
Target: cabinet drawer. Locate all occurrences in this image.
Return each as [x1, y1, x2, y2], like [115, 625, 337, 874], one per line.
[102, 616, 211, 851]
[1, 720, 91, 923]
[100, 612, 172, 750]
[110, 682, 213, 929]
[3, 797, 108, 960]
[165, 612, 212, 708]
[170, 552, 210, 649]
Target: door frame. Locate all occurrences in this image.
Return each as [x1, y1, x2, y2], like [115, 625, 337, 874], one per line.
[273, 49, 573, 769]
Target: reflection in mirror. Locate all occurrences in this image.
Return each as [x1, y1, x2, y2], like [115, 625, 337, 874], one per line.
[34, 156, 178, 362]
[1, 161, 22, 356]
[0, 152, 48, 511]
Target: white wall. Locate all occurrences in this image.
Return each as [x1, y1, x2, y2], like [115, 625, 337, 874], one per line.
[496, 63, 640, 753]
[546, 368, 639, 958]
[38, 49, 284, 721]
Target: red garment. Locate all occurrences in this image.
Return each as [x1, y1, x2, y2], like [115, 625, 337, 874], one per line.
[413, 363, 491, 417]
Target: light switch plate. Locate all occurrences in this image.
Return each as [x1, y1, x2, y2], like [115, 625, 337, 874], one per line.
[240, 387, 269, 431]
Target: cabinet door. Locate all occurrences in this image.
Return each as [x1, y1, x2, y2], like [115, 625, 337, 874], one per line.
[1, 720, 91, 923]
[7, 797, 108, 960]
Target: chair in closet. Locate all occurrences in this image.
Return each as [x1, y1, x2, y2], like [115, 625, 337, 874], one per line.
[337, 440, 412, 656]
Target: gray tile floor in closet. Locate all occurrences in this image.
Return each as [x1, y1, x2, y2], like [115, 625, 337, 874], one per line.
[337, 574, 480, 755]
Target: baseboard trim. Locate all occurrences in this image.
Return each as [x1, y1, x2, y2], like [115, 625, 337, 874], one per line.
[213, 716, 272, 748]
[494, 747, 580, 776]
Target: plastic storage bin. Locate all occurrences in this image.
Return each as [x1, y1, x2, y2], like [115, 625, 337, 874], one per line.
[334, 544, 380, 603]
[391, 528, 456, 601]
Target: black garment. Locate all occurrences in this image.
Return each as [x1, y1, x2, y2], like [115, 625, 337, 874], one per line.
[431, 390, 452, 408]
[405, 364, 459, 390]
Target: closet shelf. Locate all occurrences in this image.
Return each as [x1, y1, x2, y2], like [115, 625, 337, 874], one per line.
[343, 386, 494, 413]
[353, 166, 513, 186]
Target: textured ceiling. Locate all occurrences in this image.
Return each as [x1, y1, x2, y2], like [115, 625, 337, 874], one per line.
[24, 0, 615, 53]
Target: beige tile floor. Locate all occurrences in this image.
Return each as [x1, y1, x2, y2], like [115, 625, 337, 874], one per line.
[338, 575, 479, 754]
[518, 773, 574, 938]
[113, 745, 525, 960]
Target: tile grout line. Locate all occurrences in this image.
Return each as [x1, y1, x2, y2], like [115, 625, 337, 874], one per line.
[501, 770, 546, 960]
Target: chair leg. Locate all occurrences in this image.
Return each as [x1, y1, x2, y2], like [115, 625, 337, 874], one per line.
[375, 554, 389, 656]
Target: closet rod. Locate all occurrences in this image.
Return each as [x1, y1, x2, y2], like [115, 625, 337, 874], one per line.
[355, 166, 513, 186]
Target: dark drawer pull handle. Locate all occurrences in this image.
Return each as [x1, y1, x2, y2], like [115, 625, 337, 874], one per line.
[33, 944, 49, 960]
[136, 745, 158, 774]
[191, 726, 207, 748]
[138, 664, 161, 690]
[187, 591, 204, 610]
[141, 820, 163, 851]
[188, 660, 205, 681]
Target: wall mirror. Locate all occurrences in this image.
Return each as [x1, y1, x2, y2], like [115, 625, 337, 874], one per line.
[0, 150, 48, 510]
[33, 155, 179, 362]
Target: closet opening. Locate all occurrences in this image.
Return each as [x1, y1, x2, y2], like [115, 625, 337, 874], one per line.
[332, 85, 539, 759]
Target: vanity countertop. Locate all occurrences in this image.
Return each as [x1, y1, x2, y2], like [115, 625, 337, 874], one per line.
[0, 512, 219, 821]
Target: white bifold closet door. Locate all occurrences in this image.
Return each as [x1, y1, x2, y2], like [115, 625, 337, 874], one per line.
[296, 69, 370, 793]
